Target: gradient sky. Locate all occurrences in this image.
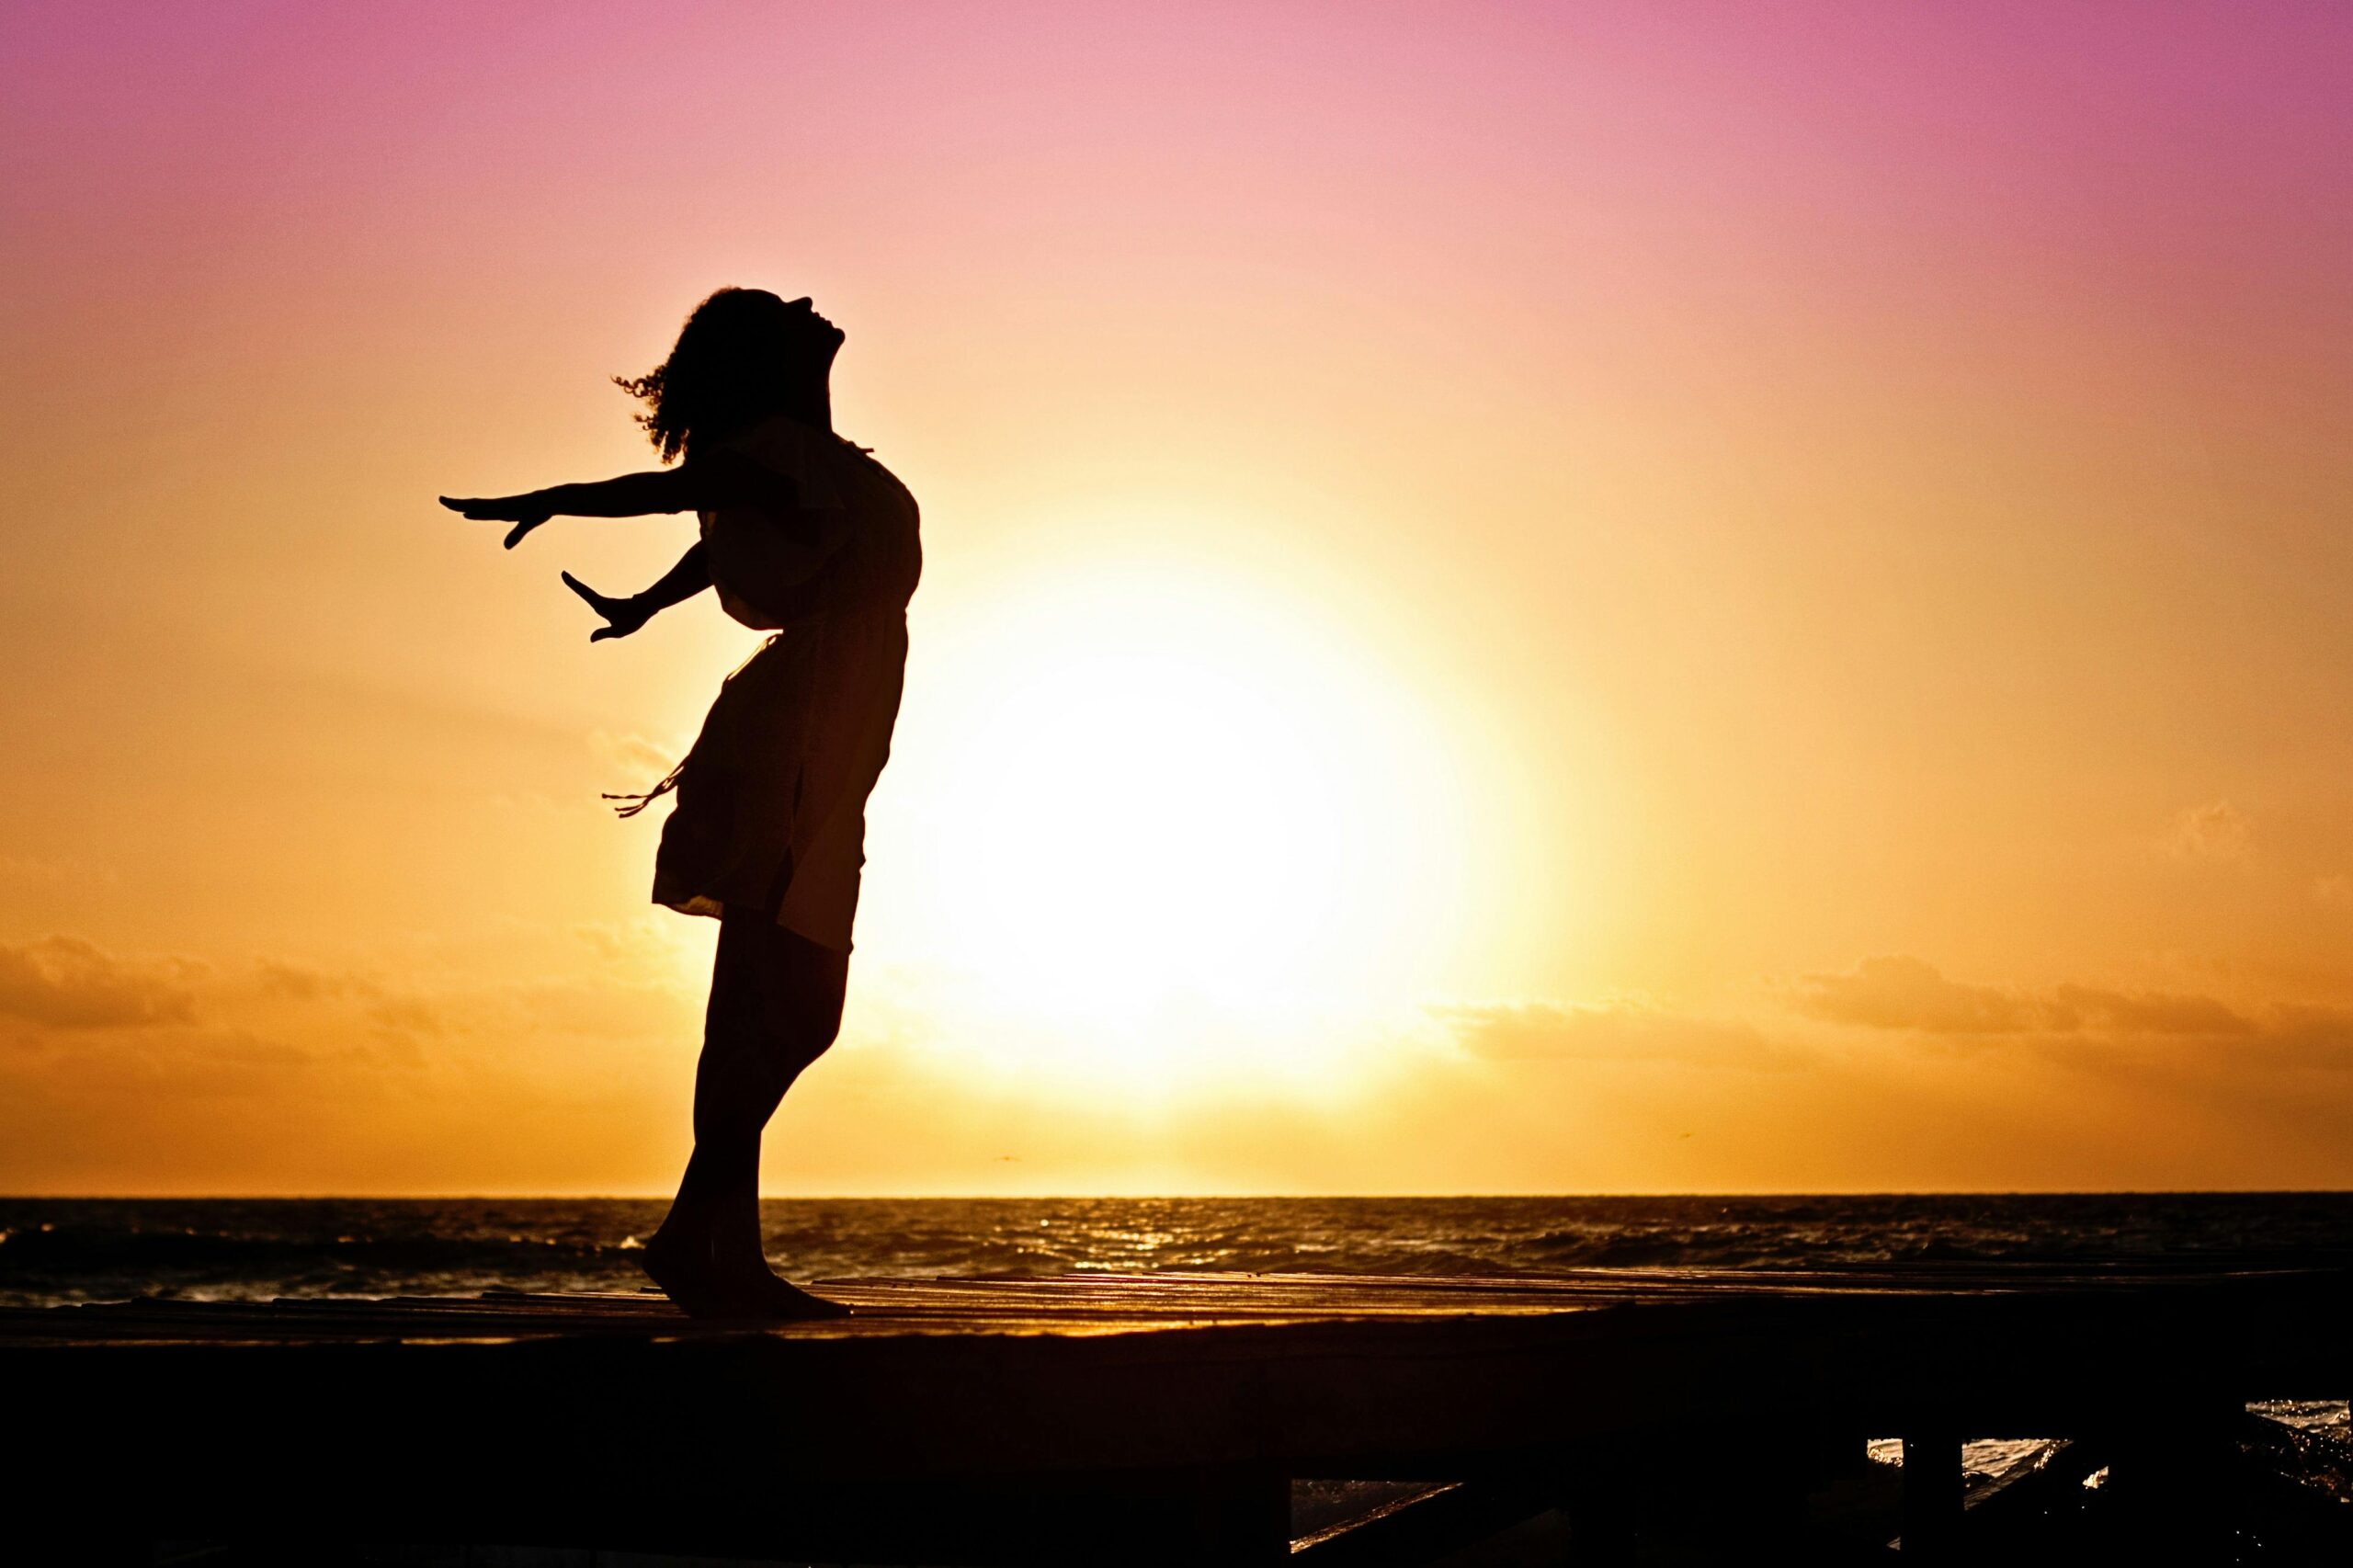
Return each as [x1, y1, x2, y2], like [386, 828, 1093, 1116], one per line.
[4, 1, 2350, 1194]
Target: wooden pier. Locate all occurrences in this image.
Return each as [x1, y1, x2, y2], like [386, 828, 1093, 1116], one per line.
[6, 1265, 2349, 1563]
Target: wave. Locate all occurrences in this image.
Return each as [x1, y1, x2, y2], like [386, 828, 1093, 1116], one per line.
[5, 1193, 2350, 1307]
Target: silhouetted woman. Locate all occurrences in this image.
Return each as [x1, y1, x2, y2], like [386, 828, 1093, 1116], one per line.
[442, 289, 920, 1317]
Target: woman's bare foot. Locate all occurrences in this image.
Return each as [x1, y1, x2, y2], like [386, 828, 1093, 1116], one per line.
[638, 1231, 736, 1318]
[721, 1258, 853, 1320]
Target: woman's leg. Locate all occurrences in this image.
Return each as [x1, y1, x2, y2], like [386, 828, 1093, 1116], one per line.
[700, 908, 847, 1288]
[645, 904, 847, 1315]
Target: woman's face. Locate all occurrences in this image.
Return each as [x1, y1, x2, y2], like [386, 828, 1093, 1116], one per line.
[781, 296, 847, 366]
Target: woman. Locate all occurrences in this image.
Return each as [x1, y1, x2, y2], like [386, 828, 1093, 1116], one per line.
[441, 288, 921, 1318]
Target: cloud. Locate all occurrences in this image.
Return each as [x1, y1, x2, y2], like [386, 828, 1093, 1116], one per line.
[244, 959, 461, 1045]
[2164, 800, 2253, 861]
[588, 730, 682, 784]
[1436, 1000, 1787, 1069]
[2047, 983, 2255, 1037]
[3, 927, 694, 1059]
[364, 995, 449, 1038]
[1784, 956, 2352, 1068]
[254, 959, 383, 1002]
[0, 936, 200, 1029]
[2259, 1006, 2353, 1070]
[506, 977, 698, 1040]
[571, 915, 707, 982]
[254, 950, 687, 1045]
[1789, 956, 2040, 1034]
[1790, 959, 2260, 1040]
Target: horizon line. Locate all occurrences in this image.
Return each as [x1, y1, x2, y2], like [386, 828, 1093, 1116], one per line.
[7, 1187, 2350, 1202]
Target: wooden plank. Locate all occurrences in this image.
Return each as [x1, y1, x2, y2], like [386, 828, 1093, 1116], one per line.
[1898, 1431, 1964, 1561]
[6, 1275, 2347, 1462]
[1288, 1478, 1554, 1565]
[2097, 1388, 2247, 1560]
[6, 1267, 2348, 1563]
[1955, 1437, 2108, 1557]
[12, 1277, 2347, 1470]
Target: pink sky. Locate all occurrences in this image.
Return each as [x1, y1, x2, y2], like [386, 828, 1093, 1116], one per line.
[4, 4, 2350, 1193]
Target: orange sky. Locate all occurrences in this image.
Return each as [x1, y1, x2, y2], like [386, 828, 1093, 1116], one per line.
[5, 3, 2350, 1194]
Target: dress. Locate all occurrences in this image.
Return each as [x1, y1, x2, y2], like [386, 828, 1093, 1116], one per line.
[626, 415, 921, 952]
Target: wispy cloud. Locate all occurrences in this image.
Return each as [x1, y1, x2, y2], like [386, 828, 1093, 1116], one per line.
[1787, 955, 2037, 1034]
[2258, 1006, 2353, 1070]
[0, 936, 200, 1030]
[588, 730, 682, 785]
[1788, 956, 2272, 1040]
[1783, 956, 2350, 1067]
[2164, 799, 2254, 861]
[2047, 983, 2254, 1037]
[1434, 1000, 1789, 1069]
[254, 959, 383, 1003]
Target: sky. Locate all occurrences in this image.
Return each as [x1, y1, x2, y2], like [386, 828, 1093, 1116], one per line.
[3, 1, 2350, 1195]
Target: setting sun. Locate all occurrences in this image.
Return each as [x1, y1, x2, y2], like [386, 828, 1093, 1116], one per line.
[865, 540, 1479, 1097]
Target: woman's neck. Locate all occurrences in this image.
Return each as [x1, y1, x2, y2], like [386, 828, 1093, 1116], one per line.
[779, 384, 833, 434]
[698, 388, 833, 455]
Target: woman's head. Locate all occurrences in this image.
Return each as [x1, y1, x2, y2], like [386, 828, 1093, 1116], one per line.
[616, 288, 845, 462]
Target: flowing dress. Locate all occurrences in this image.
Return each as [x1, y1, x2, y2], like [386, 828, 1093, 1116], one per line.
[625, 415, 921, 952]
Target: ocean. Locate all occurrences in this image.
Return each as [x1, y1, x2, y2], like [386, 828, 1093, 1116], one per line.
[5, 1191, 2351, 1309]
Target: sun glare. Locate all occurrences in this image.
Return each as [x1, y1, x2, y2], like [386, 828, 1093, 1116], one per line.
[870, 547, 1478, 1096]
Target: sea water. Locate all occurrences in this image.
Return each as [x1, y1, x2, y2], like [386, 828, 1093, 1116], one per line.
[5, 1191, 2349, 1309]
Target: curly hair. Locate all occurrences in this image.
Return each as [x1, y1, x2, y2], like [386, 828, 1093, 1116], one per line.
[614, 288, 822, 464]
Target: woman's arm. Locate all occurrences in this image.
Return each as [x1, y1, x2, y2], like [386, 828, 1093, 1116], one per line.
[440, 471, 690, 549]
[562, 541, 712, 642]
[441, 450, 806, 549]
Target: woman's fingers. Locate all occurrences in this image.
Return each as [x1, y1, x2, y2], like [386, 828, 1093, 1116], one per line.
[438, 495, 550, 542]
[589, 613, 644, 642]
[563, 573, 642, 642]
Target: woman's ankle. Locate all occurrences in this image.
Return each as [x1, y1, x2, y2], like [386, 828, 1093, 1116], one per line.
[643, 1221, 706, 1258]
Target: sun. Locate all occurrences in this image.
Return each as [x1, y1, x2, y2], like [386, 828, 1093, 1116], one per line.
[862, 545, 1478, 1097]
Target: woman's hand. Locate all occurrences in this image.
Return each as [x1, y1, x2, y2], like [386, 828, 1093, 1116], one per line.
[562, 572, 654, 642]
[439, 494, 553, 550]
